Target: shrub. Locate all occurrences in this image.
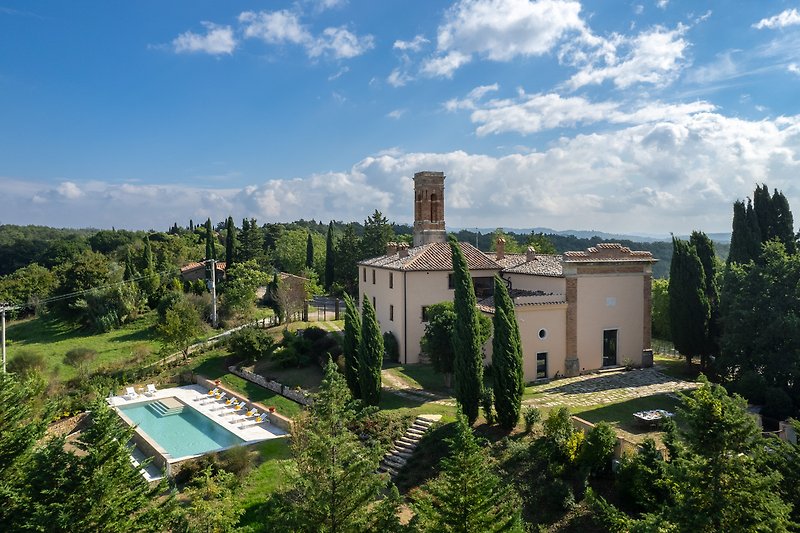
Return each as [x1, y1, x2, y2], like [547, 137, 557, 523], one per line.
[156, 291, 183, 321]
[615, 438, 669, 513]
[301, 326, 328, 343]
[734, 370, 767, 405]
[383, 331, 400, 363]
[482, 388, 495, 425]
[8, 350, 47, 378]
[228, 327, 276, 365]
[353, 411, 416, 451]
[64, 347, 97, 368]
[272, 329, 313, 368]
[219, 445, 256, 479]
[579, 422, 617, 476]
[523, 406, 542, 433]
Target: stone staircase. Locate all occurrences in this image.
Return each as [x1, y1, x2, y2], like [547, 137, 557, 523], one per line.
[378, 414, 441, 478]
[146, 398, 184, 417]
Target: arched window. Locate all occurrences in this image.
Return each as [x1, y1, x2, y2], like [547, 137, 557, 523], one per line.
[430, 193, 437, 220]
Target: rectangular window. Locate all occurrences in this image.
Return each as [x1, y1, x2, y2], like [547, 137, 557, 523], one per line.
[363, 268, 367, 282]
[389, 272, 394, 289]
[390, 304, 394, 321]
[421, 305, 430, 322]
[372, 269, 376, 285]
[536, 352, 548, 380]
[372, 296, 376, 310]
[448, 273, 455, 289]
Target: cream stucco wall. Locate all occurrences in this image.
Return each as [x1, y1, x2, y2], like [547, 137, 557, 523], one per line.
[359, 266, 500, 364]
[574, 273, 645, 371]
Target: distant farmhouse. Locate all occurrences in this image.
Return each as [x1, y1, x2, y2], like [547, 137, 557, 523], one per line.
[359, 171, 656, 381]
[180, 261, 226, 283]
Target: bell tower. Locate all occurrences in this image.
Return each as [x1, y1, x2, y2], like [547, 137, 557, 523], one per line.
[413, 171, 446, 247]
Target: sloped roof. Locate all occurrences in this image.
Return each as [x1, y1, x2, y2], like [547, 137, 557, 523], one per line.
[180, 261, 227, 273]
[477, 289, 567, 313]
[497, 253, 564, 277]
[359, 241, 501, 272]
[563, 242, 654, 263]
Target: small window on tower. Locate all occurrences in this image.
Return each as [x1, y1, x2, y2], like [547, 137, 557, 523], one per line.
[372, 270, 376, 284]
[389, 272, 394, 289]
[363, 268, 367, 282]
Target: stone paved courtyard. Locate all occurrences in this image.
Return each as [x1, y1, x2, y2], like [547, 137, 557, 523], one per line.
[523, 366, 699, 408]
[383, 364, 699, 410]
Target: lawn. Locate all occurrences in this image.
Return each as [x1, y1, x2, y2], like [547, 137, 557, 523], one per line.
[236, 438, 294, 532]
[573, 393, 683, 440]
[253, 359, 324, 392]
[385, 364, 453, 394]
[653, 354, 702, 381]
[5, 312, 165, 380]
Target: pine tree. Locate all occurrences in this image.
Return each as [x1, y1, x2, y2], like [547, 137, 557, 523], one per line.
[669, 238, 710, 366]
[342, 293, 362, 399]
[239, 218, 264, 263]
[123, 246, 137, 281]
[305, 232, 314, 269]
[358, 295, 383, 406]
[324, 221, 335, 291]
[361, 210, 394, 259]
[745, 198, 762, 259]
[412, 411, 523, 532]
[492, 275, 524, 430]
[728, 200, 751, 265]
[335, 223, 361, 295]
[282, 360, 395, 531]
[449, 237, 484, 424]
[225, 216, 236, 268]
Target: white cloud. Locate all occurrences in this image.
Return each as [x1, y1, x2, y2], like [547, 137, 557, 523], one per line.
[387, 109, 406, 119]
[57, 181, 84, 199]
[790, 63, 800, 75]
[564, 24, 689, 89]
[753, 8, 800, 30]
[444, 83, 500, 111]
[308, 27, 375, 59]
[421, 51, 471, 78]
[328, 66, 349, 80]
[172, 22, 237, 55]
[387, 68, 412, 87]
[238, 10, 310, 45]
[394, 35, 429, 52]
[656, 0, 668, 9]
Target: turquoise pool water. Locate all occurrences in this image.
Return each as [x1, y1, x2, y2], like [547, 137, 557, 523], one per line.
[119, 400, 244, 459]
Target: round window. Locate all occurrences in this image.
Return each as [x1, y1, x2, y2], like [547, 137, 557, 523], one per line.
[538, 328, 547, 340]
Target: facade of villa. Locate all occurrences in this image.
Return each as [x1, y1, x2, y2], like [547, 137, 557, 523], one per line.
[358, 171, 655, 382]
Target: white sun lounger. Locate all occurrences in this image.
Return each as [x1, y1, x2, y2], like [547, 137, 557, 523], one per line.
[144, 384, 157, 397]
[123, 387, 138, 400]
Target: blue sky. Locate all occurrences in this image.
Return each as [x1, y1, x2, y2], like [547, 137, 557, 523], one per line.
[1, 1, 799, 235]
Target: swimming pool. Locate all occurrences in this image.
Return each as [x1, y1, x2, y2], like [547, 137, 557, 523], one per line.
[119, 398, 245, 460]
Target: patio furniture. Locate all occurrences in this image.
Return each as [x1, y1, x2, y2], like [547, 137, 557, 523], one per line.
[144, 384, 157, 397]
[123, 387, 138, 401]
[633, 409, 674, 428]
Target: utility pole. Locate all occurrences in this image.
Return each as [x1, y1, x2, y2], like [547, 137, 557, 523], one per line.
[0, 302, 14, 374]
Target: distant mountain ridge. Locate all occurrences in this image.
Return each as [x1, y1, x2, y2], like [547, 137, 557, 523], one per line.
[449, 226, 732, 244]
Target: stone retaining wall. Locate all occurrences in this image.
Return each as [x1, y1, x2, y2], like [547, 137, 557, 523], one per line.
[228, 366, 313, 406]
[571, 415, 654, 460]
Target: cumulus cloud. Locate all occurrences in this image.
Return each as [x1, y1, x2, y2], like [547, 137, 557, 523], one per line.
[753, 8, 800, 30]
[238, 10, 310, 45]
[394, 35, 429, 52]
[172, 22, 237, 55]
[387, 109, 406, 119]
[5, 109, 799, 234]
[563, 24, 689, 89]
[790, 63, 800, 75]
[307, 27, 375, 59]
[421, 51, 471, 78]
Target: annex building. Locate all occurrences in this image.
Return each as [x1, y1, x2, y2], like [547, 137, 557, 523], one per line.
[358, 171, 655, 382]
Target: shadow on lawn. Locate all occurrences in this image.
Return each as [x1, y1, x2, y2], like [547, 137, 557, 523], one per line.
[542, 369, 692, 396]
[575, 394, 684, 436]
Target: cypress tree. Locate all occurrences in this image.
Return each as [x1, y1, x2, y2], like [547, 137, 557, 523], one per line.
[728, 200, 750, 265]
[143, 235, 155, 271]
[754, 183, 774, 243]
[342, 293, 362, 399]
[123, 246, 137, 281]
[358, 295, 383, 406]
[449, 236, 484, 424]
[689, 231, 719, 369]
[225, 216, 236, 268]
[189, 219, 194, 232]
[204, 219, 216, 261]
[745, 198, 762, 259]
[772, 188, 796, 254]
[492, 275, 524, 431]
[325, 221, 335, 291]
[412, 410, 523, 532]
[668, 238, 710, 366]
[306, 232, 314, 269]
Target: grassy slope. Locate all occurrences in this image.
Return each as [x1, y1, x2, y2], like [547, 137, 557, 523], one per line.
[6, 313, 164, 380]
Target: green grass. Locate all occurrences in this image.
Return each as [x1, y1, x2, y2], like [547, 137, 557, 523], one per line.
[6, 312, 164, 380]
[253, 359, 324, 392]
[386, 364, 453, 394]
[573, 394, 682, 439]
[653, 354, 701, 381]
[378, 390, 457, 419]
[237, 438, 295, 532]
[190, 353, 304, 418]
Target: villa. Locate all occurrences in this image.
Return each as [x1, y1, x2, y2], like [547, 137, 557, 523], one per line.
[358, 171, 656, 381]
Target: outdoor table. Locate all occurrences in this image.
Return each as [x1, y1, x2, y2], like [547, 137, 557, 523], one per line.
[633, 409, 674, 428]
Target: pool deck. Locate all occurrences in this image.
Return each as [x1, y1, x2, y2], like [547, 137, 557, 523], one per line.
[108, 384, 287, 447]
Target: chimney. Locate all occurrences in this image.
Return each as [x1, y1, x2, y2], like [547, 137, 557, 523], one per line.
[526, 246, 536, 261]
[495, 238, 506, 260]
[398, 243, 409, 258]
[385, 242, 398, 256]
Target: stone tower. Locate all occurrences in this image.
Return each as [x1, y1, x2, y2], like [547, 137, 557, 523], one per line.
[413, 171, 446, 247]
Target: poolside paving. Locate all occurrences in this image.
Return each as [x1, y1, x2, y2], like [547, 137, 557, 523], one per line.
[523, 367, 699, 409]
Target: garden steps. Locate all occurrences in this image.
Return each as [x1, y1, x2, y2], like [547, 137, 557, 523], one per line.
[378, 414, 441, 479]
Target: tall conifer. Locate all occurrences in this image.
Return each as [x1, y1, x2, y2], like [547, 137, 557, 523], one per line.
[224, 216, 236, 268]
[492, 275, 524, 430]
[689, 231, 719, 369]
[342, 293, 362, 399]
[325, 221, 335, 291]
[449, 237, 484, 424]
[358, 295, 383, 406]
[772, 188, 796, 254]
[305, 232, 314, 269]
[669, 238, 710, 366]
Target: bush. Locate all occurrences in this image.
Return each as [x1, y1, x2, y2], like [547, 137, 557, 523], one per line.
[156, 291, 183, 321]
[272, 329, 313, 368]
[614, 438, 668, 514]
[482, 388, 495, 425]
[383, 331, 400, 363]
[8, 350, 47, 378]
[579, 422, 616, 477]
[64, 347, 97, 368]
[763, 387, 794, 421]
[219, 445, 256, 479]
[228, 328, 276, 365]
[301, 326, 327, 343]
[523, 406, 542, 433]
[734, 370, 767, 404]
[354, 411, 416, 451]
